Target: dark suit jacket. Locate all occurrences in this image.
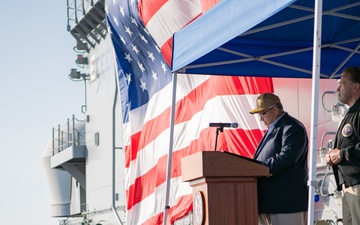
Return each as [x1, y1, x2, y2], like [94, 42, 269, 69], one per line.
[254, 112, 309, 213]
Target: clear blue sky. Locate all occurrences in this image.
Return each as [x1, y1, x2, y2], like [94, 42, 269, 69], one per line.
[0, 1, 85, 224]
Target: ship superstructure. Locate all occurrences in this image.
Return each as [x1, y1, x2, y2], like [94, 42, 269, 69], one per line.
[42, 0, 126, 224]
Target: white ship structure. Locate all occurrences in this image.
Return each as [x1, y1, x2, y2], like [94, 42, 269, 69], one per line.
[41, 0, 360, 224]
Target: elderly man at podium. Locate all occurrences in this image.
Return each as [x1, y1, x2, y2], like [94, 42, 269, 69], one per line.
[250, 93, 309, 225]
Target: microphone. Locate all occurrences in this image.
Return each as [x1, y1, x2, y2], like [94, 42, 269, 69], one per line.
[210, 122, 238, 151]
[209, 122, 238, 128]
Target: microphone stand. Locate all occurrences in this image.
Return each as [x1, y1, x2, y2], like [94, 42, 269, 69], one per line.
[214, 127, 224, 151]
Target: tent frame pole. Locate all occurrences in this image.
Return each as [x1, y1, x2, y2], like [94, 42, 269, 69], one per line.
[163, 72, 178, 225]
[308, 0, 323, 224]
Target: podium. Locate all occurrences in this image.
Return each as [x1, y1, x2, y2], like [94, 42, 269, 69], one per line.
[181, 151, 269, 225]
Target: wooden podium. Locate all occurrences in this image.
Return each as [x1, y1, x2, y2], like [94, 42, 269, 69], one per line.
[181, 151, 269, 225]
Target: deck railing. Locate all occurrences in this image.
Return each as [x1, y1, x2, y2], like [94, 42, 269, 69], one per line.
[52, 114, 86, 155]
[66, 0, 99, 30]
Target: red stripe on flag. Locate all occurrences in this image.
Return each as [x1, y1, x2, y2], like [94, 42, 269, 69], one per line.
[160, 38, 172, 66]
[138, 0, 168, 26]
[124, 131, 146, 168]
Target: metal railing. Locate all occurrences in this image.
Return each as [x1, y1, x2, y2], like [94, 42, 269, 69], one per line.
[66, 0, 98, 31]
[52, 114, 86, 155]
[66, 0, 107, 52]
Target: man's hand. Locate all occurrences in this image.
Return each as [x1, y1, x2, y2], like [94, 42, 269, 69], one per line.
[329, 148, 342, 165]
[325, 150, 333, 166]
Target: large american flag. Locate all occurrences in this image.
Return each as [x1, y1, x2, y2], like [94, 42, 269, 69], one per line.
[105, 0, 273, 224]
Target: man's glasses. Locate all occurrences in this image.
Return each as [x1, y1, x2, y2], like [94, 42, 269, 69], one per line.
[260, 106, 275, 118]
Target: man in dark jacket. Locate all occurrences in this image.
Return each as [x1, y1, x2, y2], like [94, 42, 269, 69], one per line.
[250, 93, 308, 225]
[326, 67, 360, 225]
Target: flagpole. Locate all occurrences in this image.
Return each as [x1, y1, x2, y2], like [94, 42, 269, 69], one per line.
[163, 72, 178, 225]
[307, 0, 322, 224]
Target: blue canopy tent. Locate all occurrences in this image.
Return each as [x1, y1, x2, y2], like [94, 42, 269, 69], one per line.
[172, 0, 360, 78]
[165, 0, 360, 224]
